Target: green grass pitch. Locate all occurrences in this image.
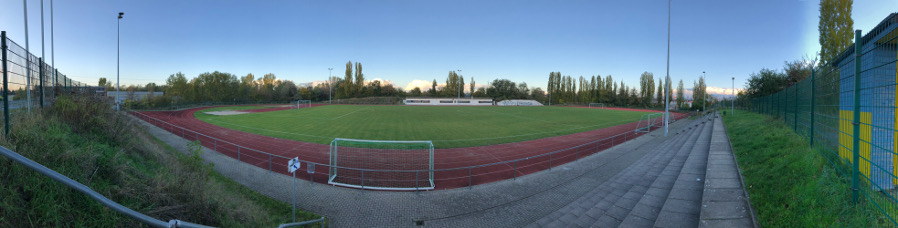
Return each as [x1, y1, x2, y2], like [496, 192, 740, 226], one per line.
[194, 105, 651, 148]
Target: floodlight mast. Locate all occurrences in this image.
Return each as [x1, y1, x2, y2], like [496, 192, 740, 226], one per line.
[328, 67, 333, 104]
[23, 0, 31, 112]
[664, 0, 670, 137]
[117, 12, 123, 111]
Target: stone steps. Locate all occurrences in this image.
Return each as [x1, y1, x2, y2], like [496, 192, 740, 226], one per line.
[528, 116, 710, 227]
[653, 115, 715, 227]
[617, 116, 713, 227]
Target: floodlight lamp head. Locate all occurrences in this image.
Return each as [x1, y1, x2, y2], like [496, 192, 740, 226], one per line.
[118, 12, 124, 19]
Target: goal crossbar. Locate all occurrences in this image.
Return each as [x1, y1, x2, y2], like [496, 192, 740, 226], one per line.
[328, 138, 435, 190]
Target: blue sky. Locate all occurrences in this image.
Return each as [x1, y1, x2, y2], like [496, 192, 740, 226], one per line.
[0, 0, 895, 96]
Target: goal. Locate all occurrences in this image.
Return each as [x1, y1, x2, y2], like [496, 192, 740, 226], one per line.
[294, 100, 312, 109]
[589, 103, 605, 109]
[635, 112, 664, 133]
[328, 138, 435, 190]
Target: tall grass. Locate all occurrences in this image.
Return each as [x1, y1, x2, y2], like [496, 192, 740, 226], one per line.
[0, 95, 319, 227]
[723, 110, 889, 227]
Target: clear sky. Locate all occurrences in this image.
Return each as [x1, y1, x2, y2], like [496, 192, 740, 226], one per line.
[0, 0, 894, 96]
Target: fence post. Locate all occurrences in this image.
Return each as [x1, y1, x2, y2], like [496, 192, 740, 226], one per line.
[851, 29, 862, 204]
[1, 31, 8, 136]
[794, 86, 798, 132]
[38, 58, 43, 107]
[810, 69, 815, 146]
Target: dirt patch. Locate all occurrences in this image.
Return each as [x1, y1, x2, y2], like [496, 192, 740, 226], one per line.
[204, 110, 250, 116]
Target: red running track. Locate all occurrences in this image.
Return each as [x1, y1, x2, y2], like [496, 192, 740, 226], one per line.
[132, 105, 689, 190]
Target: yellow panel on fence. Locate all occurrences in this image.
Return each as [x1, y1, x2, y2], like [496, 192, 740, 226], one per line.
[860, 112, 872, 180]
[841, 110, 852, 162]
[840, 109, 873, 180]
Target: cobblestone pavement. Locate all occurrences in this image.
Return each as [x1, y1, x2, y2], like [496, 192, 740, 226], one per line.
[135, 113, 754, 228]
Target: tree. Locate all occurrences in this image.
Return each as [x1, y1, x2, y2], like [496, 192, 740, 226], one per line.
[459, 76, 465, 98]
[98, 77, 107, 87]
[530, 87, 546, 104]
[656, 78, 663, 106]
[819, 0, 853, 66]
[165, 72, 189, 99]
[354, 62, 364, 97]
[744, 68, 788, 98]
[470, 77, 475, 97]
[145, 83, 157, 98]
[430, 79, 438, 96]
[693, 77, 707, 111]
[602, 74, 616, 104]
[410, 87, 423, 97]
[343, 61, 353, 98]
[783, 58, 815, 87]
[639, 72, 654, 106]
[676, 79, 685, 109]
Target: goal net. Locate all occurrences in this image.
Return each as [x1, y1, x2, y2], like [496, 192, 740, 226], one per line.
[635, 112, 664, 133]
[294, 100, 312, 109]
[328, 138, 435, 190]
[588, 103, 605, 109]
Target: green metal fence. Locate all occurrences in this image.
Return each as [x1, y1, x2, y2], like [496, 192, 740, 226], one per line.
[1, 31, 92, 135]
[743, 14, 898, 225]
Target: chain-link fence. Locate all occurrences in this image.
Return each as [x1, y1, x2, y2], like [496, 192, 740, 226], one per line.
[1, 31, 92, 135]
[742, 14, 898, 225]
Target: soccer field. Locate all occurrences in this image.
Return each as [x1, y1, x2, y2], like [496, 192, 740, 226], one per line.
[193, 105, 652, 148]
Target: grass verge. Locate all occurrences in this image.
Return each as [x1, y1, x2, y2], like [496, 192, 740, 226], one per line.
[0, 95, 321, 227]
[723, 109, 889, 227]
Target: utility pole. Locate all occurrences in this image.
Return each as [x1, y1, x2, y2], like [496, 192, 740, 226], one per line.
[664, 0, 670, 137]
[23, 0, 31, 112]
[51, 0, 55, 98]
[732, 77, 735, 115]
[117, 12, 123, 111]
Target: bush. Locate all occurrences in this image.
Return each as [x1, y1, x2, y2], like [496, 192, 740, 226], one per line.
[0, 95, 316, 227]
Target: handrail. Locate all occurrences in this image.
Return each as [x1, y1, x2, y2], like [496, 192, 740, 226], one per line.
[0, 143, 208, 228]
[277, 217, 326, 228]
[128, 108, 676, 175]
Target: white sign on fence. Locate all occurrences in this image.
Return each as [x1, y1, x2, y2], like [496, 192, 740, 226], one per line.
[288, 157, 301, 173]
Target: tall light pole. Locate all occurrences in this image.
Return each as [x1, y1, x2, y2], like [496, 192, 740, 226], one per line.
[732, 76, 735, 115]
[117, 12, 123, 111]
[39, 0, 47, 108]
[23, 0, 31, 112]
[328, 67, 333, 104]
[51, 0, 55, 97]
[664, 0, 670, 137]
[456, 70, 462, 102]
[702, 71, 706, 112]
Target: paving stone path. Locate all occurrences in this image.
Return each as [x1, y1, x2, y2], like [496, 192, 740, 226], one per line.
[135, 112, 756, 227]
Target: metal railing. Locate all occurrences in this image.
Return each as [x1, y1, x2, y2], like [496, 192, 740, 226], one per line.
[128, 108, 684, 191]
[0, 143, 211, 227]
[741, 14, 898, 225]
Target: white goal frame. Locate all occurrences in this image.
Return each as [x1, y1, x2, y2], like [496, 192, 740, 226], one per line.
[328, 138, 435, 191]
[589, 103, 605, 109]
[294, 100, 312, 109]
[635, 112, 664, 133]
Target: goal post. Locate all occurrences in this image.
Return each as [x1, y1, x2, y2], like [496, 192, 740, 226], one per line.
[589, 103, 605, 109]
[294, 100, 311, 109]
[328, 138, 435, 190]
[635, 112, 664, 133]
